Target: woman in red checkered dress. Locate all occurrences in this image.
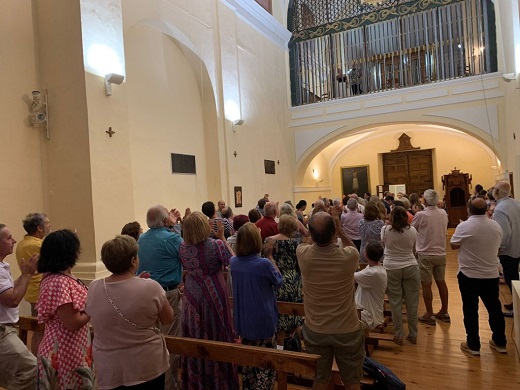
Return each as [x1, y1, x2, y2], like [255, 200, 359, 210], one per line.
[36, 230, 94, 389]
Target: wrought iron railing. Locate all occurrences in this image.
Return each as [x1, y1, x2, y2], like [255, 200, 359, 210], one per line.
[289, 0, 497, 106]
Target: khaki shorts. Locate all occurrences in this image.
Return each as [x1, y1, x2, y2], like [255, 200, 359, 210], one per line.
[418, 254, 446, 282]
[302, 324, 365, 385]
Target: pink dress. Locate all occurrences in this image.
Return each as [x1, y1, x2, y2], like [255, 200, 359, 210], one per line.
[37, 273, 94, 389]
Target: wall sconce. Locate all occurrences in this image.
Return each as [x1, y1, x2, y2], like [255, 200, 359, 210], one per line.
[502, 73, 520, 89]
[29, 90, 50, 140]
[232, 119, 244, 132]
[313, 169, 323, 184]
[104, 73, 124, 96]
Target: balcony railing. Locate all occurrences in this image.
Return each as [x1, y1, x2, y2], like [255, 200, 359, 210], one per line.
[289, 0, 497, 106]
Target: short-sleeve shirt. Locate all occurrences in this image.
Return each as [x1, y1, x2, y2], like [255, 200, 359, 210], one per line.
[354, 265, 387, 329]
[15, 235, 44, 303]
[137, 228, 183, 287]
[451, 215, 502, 278]
[256, 216, 279, 242]
[297, 243, 360, 334]
[412, 206, 448, 255]
[0, 261, 18, 323]
[381, 225, 417, 270]
[86, 277, 169, 389]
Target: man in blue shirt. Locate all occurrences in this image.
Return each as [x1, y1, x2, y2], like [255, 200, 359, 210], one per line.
[138, 205, 183, 390]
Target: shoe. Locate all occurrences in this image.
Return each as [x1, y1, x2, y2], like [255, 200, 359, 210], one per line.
[503, 311, 514, 318]
[489, 340, 507, 354]
[460, 342, 480, 356]
[393, 336, 403, 346]
[418, 314, 436, 326]
[406, 335, 417, 344]
[504, 303, 513, 311]
[434, 312, 451, 323]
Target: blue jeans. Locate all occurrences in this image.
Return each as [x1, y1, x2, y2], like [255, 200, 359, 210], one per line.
[457, 272, 506, 350]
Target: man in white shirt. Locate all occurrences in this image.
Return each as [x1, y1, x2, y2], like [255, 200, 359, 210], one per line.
[354, 240, 387, 330]
[0, 224, 38, 390]
[450, 198, 507, 356]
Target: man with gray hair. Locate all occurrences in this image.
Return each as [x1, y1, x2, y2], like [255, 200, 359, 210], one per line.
[412, 189, 449, 325]
[15, 212, 50, 355]
[0, 224, 38, 390]
[492, 182, 520, 315]
[255, 201, 279, 241]
[137, 205, 183, 390]
[341, 197, 363, 251]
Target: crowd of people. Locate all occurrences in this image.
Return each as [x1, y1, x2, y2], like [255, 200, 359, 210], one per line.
[0, 182, 519, 389]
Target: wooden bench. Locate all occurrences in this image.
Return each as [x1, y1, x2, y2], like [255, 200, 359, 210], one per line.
[229, 297, 305, 317]
[17, 316, 319, 390]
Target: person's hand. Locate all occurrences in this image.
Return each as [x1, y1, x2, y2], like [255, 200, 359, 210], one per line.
[263, 239, 275, 258]
[215, 220, 225, 240]
[20, 254, 39, 275]
[184, 208, 191, 220]
[138, 271, 151, 279]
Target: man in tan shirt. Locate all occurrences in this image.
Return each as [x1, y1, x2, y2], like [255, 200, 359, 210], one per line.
[297, 211, 364, 390]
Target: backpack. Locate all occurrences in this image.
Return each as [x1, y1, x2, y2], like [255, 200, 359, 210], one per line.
[363, 357, 406, 390]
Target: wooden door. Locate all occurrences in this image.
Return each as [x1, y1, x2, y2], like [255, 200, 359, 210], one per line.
[382, 150, 433, 195]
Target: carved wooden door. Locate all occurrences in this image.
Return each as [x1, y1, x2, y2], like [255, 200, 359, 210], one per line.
[383, 150, 433, 195]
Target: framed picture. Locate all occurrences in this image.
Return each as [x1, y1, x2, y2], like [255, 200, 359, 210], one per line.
[264, 160, 276, 174]
[234, 186, 243, 208]
[341, 165, 370, 197]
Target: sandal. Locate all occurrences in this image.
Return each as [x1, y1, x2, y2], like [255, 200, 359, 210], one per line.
[418, 314, 436, 326]
[393, 336, 403, 346]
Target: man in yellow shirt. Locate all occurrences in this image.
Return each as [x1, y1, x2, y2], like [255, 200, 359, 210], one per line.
[15, 212, 50, 354]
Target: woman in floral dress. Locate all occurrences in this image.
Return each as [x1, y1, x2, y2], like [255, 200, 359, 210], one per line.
[265, 214, 303, 347]
[36, 230, 93, 389]
[179, 212, 238, 390]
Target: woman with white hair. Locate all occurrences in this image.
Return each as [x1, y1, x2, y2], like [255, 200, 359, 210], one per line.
[279, 202, 309, 238]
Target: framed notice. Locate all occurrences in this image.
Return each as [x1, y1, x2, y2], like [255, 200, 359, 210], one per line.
[234, 186, 243, 208]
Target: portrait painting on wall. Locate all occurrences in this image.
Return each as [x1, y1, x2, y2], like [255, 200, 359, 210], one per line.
[341, 165, 370, 197]
[234, 186, 243, 208]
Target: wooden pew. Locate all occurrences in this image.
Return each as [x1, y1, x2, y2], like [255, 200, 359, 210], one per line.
[17, 316, 319, 390]
[165, 336, 319, 390]
[229, 297, 305, 317]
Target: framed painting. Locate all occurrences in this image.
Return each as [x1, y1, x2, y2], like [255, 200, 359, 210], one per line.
[341, 165, 370, 197]
[234, 186, 243, 208]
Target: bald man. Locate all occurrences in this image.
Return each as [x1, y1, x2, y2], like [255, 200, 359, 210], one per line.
[451, 198, 507, 355]
[492, 182, 520, 313]
[297, 212, 363, 390]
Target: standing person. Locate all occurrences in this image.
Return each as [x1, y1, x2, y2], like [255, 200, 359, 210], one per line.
[381, 206, 420, 345]
[217, 200, 226, 218]
[179, 212, 238, 390]
[0, 224, 38, 390]
[451, 198, 507, 355]
[412, 189, 450, 325]
[137, 205, 183, 390]
[295, 200, 308, 226]
[297, 211, 364, 390]
[255, 202, 279, 242]
[354, 240, 387, 330]
[341, 198, 363, 251]
[492, 182, 520, 315]
[86, 235, 173, 389]
[121, 221, 142, 241]
[265, 215, 303, 347]
[358, 202, 385, 263]
[15, 212, 51, 355]
[36, 229, 94, 389]
[231, 223, 282, 390]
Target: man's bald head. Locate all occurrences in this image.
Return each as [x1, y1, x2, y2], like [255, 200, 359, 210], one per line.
[493, 182, 511, 200]
[468, 197, 487, 216]
[308, 211, 336, 245]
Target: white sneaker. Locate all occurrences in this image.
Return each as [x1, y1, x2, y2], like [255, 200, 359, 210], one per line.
[489, 340, 507, 354]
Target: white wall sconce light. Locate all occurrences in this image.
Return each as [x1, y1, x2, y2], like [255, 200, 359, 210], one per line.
[104, 73, 124, 96]
[232, 119, 244, 132]
[29, 90, 50, 140]
[313, 169, 323, 184]
[502, 73, 520, 89]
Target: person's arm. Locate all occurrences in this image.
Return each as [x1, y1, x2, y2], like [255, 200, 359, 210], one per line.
[158, 295, 174, 325]
[0, 254, 38, 308]
[263, 240, 281, 274]
[56, 303, 90, 332]
[493, 209, 510, 251]
[215, 220, 235, 257]
[330, 207, 355, 247]
[297, 220, 310, 237]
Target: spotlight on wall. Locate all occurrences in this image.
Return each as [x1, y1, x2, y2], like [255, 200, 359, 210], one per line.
[29, 90, 50, 140]
[502, 73, 520, 88]
[312, 169, 323, 184]
[232, 119, 244, 132]
[104, 73, 125, 96]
